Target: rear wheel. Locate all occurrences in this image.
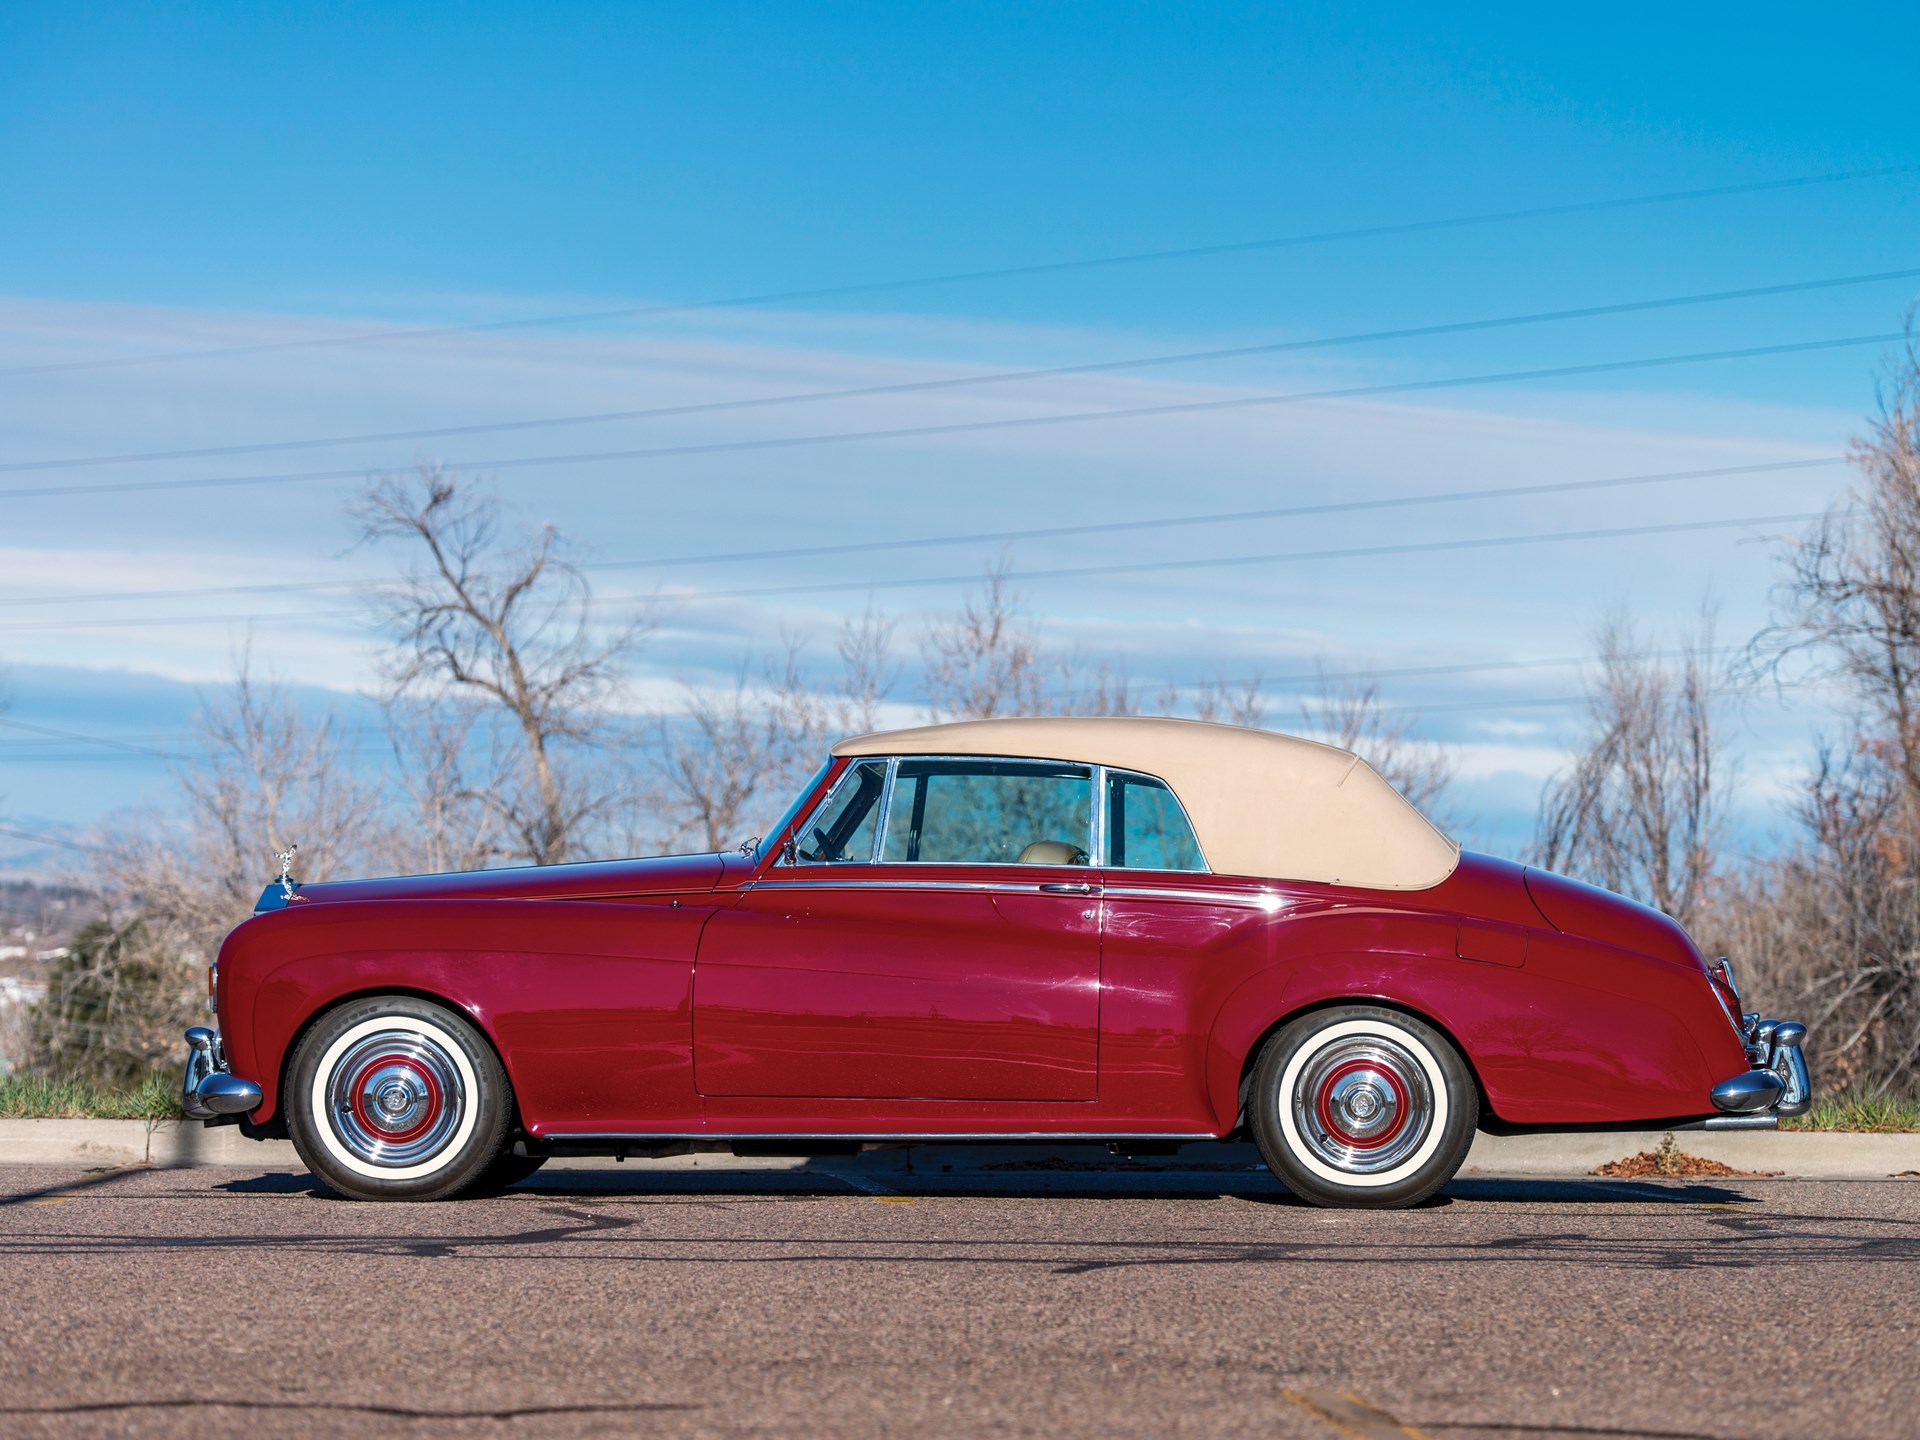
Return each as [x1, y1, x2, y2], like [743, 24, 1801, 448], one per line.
[1248, 1005, 1477, 1209]
[286, 995, 511, 1202]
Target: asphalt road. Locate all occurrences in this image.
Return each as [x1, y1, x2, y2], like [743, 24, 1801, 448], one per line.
[2, 1164, 1917, 1440]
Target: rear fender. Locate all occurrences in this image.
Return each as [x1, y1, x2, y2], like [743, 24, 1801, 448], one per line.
[1204, 938, 1728, 1128]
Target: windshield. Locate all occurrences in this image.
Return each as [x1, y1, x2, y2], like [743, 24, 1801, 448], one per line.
[747, 760, 833, 857]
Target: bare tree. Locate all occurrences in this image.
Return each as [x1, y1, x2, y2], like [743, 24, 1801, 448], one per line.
[831, 603, 898, 735]
[921, 562, 1053, 720]
[1192, 674, 1269, 729]
[42, 663, 381, 1082]
[1534, 612, 1726, 928]
[1722, 325, 1920, 1093]
[373, 696, 504, 876]
[356, 465, 650, 864]
[1761, 322, 1920, 828]
[651, 642, 826, 854]
[1061, 658, 1146, 717]
[1296, 665, 1457, 819]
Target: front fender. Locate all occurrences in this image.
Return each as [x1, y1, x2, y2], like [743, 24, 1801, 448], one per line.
[219, 897, 709, 1133]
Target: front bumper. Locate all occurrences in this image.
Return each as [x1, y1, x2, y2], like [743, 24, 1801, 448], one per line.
[1705, 1014, 1811, 1127]
[181, 1026, 263, 1122]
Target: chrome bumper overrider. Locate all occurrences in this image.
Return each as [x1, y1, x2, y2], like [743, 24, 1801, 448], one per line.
[181, 1026, 262, 1122]
[1707, 1014, 1811, 1124]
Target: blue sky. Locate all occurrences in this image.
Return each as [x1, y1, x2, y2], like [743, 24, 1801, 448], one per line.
[1, 3, 1916, 873]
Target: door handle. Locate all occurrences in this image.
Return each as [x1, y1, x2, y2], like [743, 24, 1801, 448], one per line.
[1038, 882, 1099, 895]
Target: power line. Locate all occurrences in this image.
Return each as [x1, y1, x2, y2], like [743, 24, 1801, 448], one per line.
[655, 509, 1835, 604]
[6, 163, 1911, 382]
[0, 506, 1832, 633]
[11, 265, 1916, 476]
[0, 820, 101, 854]
[1155, 645, 1750, 695]
[0, 331, 1895, 504]
[0, 456, 1845, 611]
[0, 671, 1836, 768]
[0, 716, 180, 760]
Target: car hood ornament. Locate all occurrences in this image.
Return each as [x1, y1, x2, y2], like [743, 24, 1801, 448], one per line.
[274, 842, 299, 898]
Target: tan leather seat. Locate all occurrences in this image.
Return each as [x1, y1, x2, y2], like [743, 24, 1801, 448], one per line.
[1018, 840, 1086, 865]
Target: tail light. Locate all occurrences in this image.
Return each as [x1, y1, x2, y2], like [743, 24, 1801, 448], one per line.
[1706, 957, 1744, 1035]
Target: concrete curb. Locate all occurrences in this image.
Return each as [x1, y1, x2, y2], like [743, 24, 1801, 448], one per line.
[2, 1119, 1917, 1177]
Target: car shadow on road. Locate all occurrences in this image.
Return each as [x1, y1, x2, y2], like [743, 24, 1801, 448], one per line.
[212, 1168, 1758, 1207]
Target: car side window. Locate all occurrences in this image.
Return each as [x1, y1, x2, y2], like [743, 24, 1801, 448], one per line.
[1105, 770, 1207, 872]
[789, 760, 887, 863]
[880, 759, 1093, 865]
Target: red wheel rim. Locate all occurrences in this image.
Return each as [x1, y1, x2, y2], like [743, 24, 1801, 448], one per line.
[346, 1053, 444, 1145]
[1313, 1057, 1410, 1150]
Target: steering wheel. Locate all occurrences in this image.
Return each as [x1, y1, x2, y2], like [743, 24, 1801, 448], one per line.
[810, 825, 840, 863]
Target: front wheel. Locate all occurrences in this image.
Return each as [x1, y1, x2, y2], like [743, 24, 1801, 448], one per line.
[1248, 1005, 1477, 1209]
[286, 995, 512, 1201]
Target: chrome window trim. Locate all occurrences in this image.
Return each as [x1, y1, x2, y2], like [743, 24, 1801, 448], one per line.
[874, 753, 1096, 867]
[1091, 764, 1111, 866]
[1100, 765, 1212, 873]
[872, 756, 900, 863]
[781, 757, 889, 867]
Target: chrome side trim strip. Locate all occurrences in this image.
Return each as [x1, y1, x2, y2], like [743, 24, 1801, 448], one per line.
[536, 1130, 1221, 1142]
[748, 880, 1279, 905]
[749, 879, 1073, 895]
[1101, 885, 1282, 908]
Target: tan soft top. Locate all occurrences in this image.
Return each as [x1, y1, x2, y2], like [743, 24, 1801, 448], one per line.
[832, 716, 1458, 891]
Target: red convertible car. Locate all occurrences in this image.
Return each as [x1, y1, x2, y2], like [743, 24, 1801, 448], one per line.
[183, 716, 1809, 1207]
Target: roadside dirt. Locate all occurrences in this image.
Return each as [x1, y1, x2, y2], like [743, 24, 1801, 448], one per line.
[1592, 1134, 1779, 1179]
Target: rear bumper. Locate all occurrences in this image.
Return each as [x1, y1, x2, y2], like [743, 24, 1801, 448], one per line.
[181, 1026, 263, 1122]
[1707, 1016, 1810, 1126]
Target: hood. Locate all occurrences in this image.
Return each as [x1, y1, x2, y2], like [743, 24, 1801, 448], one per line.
[1522, 865, 1704, 971]
[278, 851, 735, 909]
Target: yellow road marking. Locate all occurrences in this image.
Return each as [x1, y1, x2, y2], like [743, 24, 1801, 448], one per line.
[1283, 1388, 1437, 1440]
[837, 1173, 914, 1202]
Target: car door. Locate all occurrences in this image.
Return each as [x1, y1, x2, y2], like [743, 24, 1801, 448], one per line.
[694, 755, 1103, 1101]
[1090, 767, 1259, 1119]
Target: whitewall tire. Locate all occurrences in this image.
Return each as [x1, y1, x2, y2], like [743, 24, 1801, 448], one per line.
[1249, 1005, 1477, 1209]
[286, 995, 511, 1202]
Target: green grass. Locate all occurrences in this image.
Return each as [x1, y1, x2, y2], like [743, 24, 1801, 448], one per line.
[1782, 1092, 1920, 1133]
[0, 1073, 182, 1120]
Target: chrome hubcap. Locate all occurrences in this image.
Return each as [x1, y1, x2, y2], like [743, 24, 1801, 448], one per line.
[324, 1027, 465, 1169]
[1291, 1035, 1433, 1174]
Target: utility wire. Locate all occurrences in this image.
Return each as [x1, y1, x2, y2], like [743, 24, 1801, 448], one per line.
[5, 163, 1911, 382]
[0, 331, 1894, 504]
[644, 509, 1835, 604]
[10, 265, 1916, 475]
[0, 820, 101, 854]
[0, 455, 1844, 611]
[0, 506, 1833, 632]
[0, 716, 181, 761]
[0, 672, 1833, 766]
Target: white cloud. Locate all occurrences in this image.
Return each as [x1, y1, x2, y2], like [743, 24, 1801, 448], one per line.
[0, 291, 1865, 847]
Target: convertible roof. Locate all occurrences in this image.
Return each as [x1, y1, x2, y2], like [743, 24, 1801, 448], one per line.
[832, 715, 1459, 891]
